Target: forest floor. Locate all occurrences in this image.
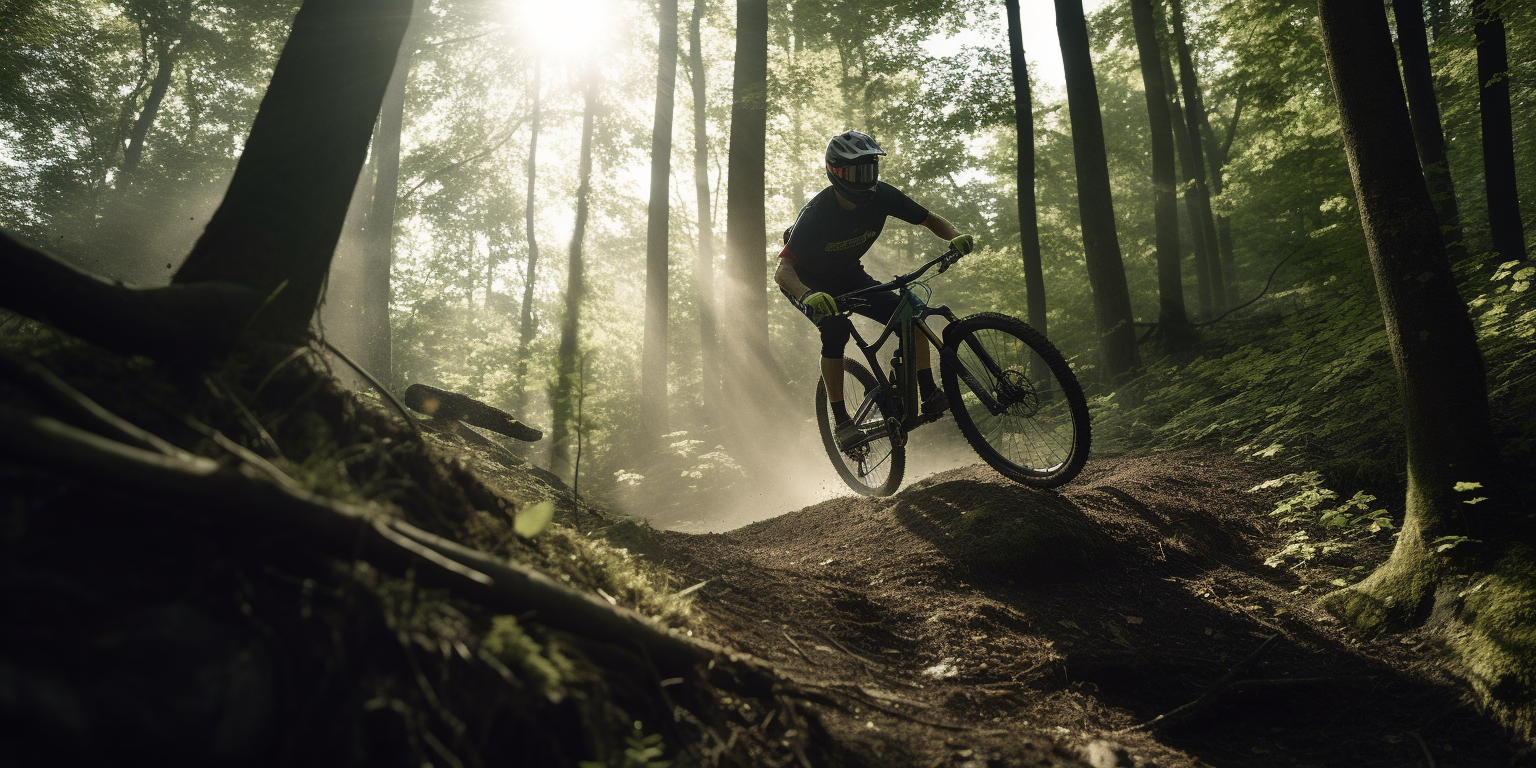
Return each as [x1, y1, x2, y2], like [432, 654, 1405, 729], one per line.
[646, 450, 1533, 768]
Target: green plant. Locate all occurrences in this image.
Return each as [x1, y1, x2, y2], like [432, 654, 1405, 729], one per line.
[578, 721, 671, 768]
[1253, 472, 1393, 570]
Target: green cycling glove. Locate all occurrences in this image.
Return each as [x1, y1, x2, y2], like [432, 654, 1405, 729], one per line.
[950, 233, 975, 255]
[800, 291, 838, 317]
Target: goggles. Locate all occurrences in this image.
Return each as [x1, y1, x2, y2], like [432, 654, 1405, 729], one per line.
[827, 161, 878, 183]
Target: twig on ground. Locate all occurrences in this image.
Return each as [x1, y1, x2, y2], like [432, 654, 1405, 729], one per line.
[781, 629, 816, 666]
[818, 629, 882, 672]
[1134, 633, 1281, 730]
[1408, 730, 1436, 768]
[0, 352, 177, 456]
[322, 339, 422, 443]
[204, 376, 285, 459]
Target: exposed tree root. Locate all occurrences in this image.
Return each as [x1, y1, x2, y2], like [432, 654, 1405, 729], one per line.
[0, 402, 765, 681]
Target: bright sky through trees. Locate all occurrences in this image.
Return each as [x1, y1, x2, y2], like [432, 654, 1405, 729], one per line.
[924, 0, 1114, 91]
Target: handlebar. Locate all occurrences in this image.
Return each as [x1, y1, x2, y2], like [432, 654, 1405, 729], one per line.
[836, 247, 963, 305]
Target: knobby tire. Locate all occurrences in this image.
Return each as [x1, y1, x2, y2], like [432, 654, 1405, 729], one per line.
[816, 357, 905, 496]
[940, 312, 1090, 487]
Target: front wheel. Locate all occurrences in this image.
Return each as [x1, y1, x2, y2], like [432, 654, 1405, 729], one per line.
[816, 357, 905, 497]
[940, 312, 1090, 487]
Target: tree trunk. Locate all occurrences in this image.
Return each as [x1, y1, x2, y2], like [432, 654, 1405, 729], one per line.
[174, 0, 417, 344]
[1314, 0, 1500, 632]
[1166, 0, 1226, 311]
[1472, 0, 1527, 263]
[356, 3, 422, 383]
[1130, 0, 1191, 349]
[1197, 90, 1242, 307]
[121, 44, 177, 177]
[549, 73, 598, 478]
[642, 0, 679, 447]
[513, 59, 543, 417]
[688, 0, 720, 417]
[1056, 0, 1141, 383]
[1393, 0, 1468, 262]
[1004, 0, 1049, 342]
[1161, 49, 1213, 317]
[722, 0, 772, 390]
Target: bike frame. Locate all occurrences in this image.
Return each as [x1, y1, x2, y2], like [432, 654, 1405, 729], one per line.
[833, 250, 1017, 450]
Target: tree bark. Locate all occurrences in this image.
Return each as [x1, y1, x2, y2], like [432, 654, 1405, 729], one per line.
[1314, 0, 1500, 631]
[1197, 90, 1242, 307]
[642, 0, 679, 447]
[1055, 0, 1141, 383]
[1392, 0, 1468, 262]
[174, 0, 417, 344]
[1004, 0, 1049, 342]
[1130, 0, 1191, 348]
[722, 0, 773, 392]
[514, 59, 543, 417]
[1166, 0, 1226, 311]
[357, 2, 423, 383]
[1472, 0, 1527, 263]
[1161, 47, 1213, 317]
[121, 43, 177, 176]
[549, 73, 598, 478]
[688, 0, 720, 417]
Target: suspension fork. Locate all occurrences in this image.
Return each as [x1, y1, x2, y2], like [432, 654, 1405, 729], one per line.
[935, 317, 1010, 416]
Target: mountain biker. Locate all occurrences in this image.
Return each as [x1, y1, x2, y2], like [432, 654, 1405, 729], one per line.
[774, 130, 976, 449]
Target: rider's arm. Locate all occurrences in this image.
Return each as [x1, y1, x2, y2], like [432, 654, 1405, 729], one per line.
[920, 212, 962, 241]
[774, 249, 813, 299]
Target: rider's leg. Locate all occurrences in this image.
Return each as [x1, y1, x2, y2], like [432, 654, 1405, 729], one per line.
[822, 356, 845, 402]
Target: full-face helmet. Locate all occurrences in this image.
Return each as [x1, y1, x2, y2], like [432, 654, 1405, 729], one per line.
[824, 130, 886, 204]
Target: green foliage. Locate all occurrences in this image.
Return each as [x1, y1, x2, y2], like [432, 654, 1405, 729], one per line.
[514, 500, 556, 538]
[578, 721, 672, 768]
[483, 615, 576, 697]
[1253, 471, 1391, 574]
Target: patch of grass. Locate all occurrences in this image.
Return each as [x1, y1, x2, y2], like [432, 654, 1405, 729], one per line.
[1446, 544, 1536, 740]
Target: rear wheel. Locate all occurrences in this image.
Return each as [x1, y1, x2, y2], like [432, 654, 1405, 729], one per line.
[940, 312, 1090, 487]
[816, 357, 905, 496]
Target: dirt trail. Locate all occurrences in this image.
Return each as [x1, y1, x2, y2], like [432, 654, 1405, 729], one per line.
[652, 451, 1526, 767]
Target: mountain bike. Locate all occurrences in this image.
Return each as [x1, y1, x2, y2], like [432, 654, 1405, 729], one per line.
[813, 247, 1091, 496]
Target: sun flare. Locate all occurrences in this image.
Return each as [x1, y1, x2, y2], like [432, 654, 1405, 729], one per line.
[503, 0, 617, 60]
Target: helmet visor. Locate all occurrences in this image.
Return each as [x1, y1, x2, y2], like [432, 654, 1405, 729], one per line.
[828, 162, 878, 184]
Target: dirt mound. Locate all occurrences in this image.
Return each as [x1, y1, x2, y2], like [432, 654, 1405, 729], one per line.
[654, 451, 1529, 767]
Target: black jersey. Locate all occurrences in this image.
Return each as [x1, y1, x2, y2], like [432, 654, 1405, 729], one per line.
[782, 182, 929, 286]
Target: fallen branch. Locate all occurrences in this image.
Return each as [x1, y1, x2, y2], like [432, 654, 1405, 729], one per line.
[1134, 634, 1280, 730]
[0, 351, 177, 456]
[818, 629, 883, 673]
[0, 405, 738, 676]
[781, 629, 816, 666]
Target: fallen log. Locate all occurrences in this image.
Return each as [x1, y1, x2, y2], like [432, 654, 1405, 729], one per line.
[404, 384, 543, 442]
[0, 405, 722, 676]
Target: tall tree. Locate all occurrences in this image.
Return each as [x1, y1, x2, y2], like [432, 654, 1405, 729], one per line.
[1055, 0, 1141, 382]
[549, 71, 599, 478]
[687, 0, 720, 416]
[5, 0, 414, 357]
[1160, 46, 1215, 317]
[513, 58, 543, 416]
[1130, 0, 1191, 348]
[1003, 0, 1049, 342]
[1472, 0, 1527, 263]
[642, 0, 680, 446]
[120, 0, 192, 178]
[1392, 0, 1467, 261]
[356, 1, 424, 382]
[1166, 0, 1227, 310]
[722, 0, 771, 387]
[1314, 0, 1500, 630]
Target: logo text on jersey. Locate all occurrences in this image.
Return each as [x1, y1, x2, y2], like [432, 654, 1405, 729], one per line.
[825, 231, 877, 252]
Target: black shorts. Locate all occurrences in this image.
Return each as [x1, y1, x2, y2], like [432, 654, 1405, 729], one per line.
[783, 270, 901, 359]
